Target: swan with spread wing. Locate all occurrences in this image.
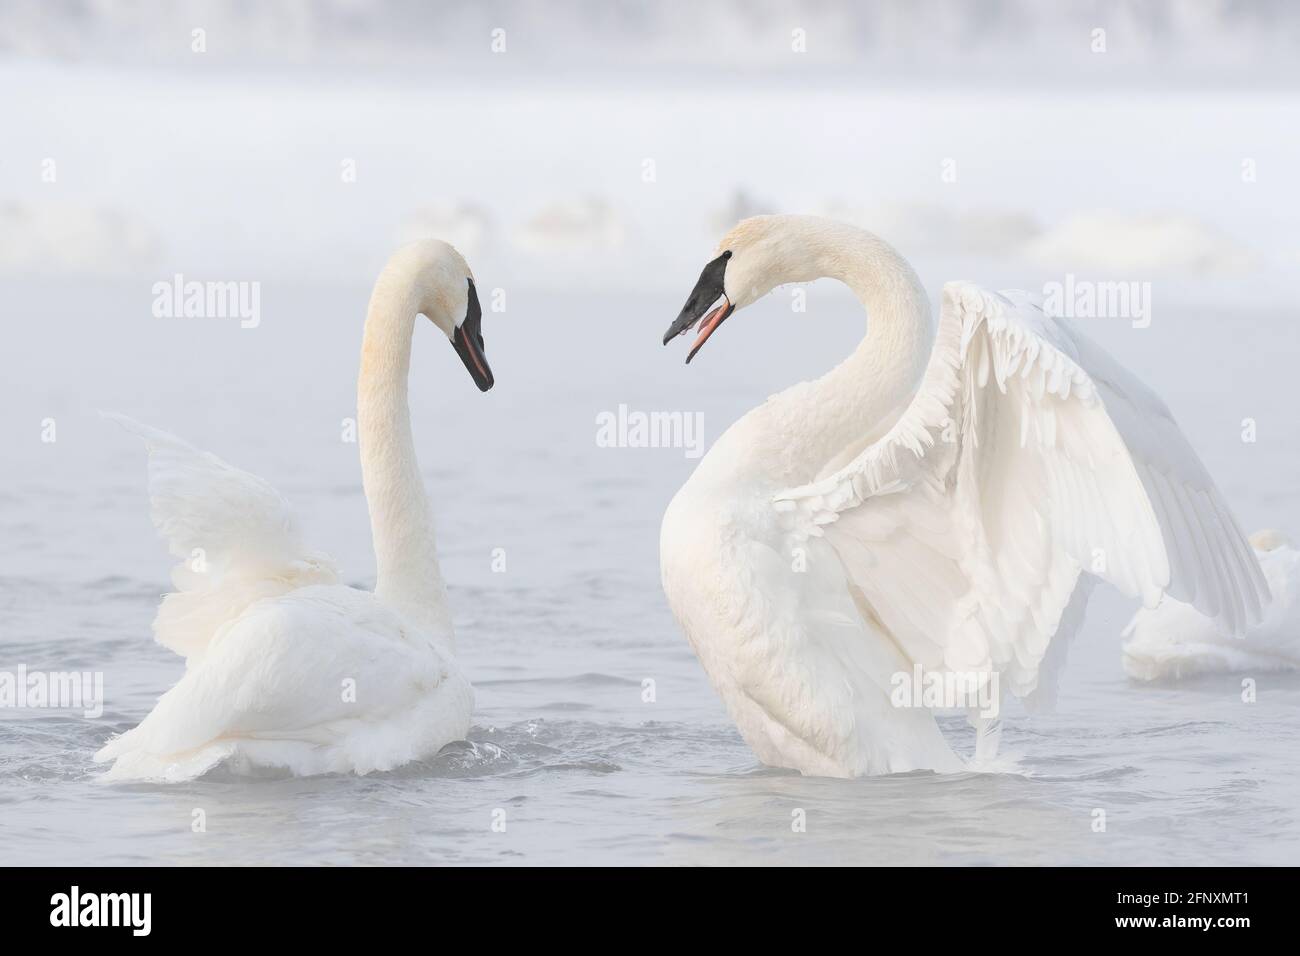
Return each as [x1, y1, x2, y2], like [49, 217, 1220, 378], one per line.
[660, 214, 1268, 777]
[96, 239, 494, 782]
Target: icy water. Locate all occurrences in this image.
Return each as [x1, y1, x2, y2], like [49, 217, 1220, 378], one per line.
[2, 275, 1299, 866]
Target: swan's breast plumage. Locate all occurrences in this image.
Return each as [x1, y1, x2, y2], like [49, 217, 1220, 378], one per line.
[661, 423, 963, 778]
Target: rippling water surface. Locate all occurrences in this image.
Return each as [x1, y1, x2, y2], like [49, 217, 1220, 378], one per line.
[2, 280, 1298, 866]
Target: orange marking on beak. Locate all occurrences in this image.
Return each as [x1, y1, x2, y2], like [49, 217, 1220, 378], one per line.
[689, 299, 730, 356]
[461, 328, 489, 379]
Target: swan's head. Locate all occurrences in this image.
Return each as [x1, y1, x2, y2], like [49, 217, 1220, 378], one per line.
[388, 238, 493, 391]
[662, 215, 810, 363]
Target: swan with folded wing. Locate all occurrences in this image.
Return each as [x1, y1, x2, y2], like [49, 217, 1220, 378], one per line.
[96, 239, 494, 782]
[1122, 530, 1299, 680]
[660, 214, 1268, 777]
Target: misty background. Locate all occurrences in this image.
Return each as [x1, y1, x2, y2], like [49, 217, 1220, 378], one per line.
[2, 0, 1298, 292]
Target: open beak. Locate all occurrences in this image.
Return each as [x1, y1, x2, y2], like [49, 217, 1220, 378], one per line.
[663, 250, 733, 364]
[452, 278, 494, 392]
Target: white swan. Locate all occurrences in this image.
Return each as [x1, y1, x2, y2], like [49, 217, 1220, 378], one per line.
[660, 215, 1269, 778]
[95, 239, 494, 782]
[1123, 530, 1299, 680]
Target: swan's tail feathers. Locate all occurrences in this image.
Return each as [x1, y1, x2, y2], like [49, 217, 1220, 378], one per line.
[104, 411, 339, 660]
[94, 730, 236, 784]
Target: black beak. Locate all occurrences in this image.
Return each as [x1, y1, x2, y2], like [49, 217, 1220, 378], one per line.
[452, 278, 493, 392]
[662, 250, 733, 364]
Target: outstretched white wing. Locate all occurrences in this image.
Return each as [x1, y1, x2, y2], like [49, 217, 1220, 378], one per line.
[106, 413, 338, 660]
[774, 282, 1268, 699]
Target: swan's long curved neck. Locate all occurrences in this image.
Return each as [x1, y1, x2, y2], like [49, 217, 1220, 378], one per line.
[760, 221, 934, 478]
[358, 272, 453, 641]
